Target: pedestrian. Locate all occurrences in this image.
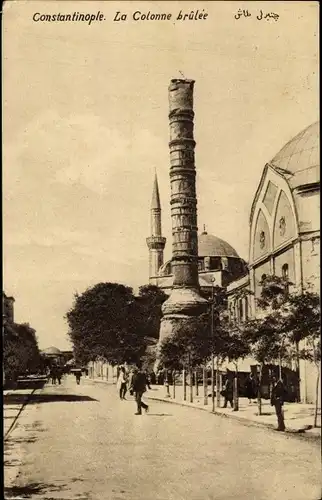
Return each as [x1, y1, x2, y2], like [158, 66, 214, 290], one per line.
[145, 371, 151, 390]
[56, 367, 62, 385]
[75, 370, 82, 385]
[131, 364, 149, 415]
[117, 366, 128, 400]
[128, 368, 135, 395]
[221, 373, 233, 408]
[50, 366, 57, 385]
[245, 372, 256, 404]
[271, 376, 286, 431]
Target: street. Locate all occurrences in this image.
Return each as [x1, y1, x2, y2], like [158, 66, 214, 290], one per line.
[4, 376, 321, 500]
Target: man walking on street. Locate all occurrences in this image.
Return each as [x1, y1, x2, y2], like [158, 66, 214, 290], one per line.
[271, 376, 286, 431]
[131, 365, 149, 415]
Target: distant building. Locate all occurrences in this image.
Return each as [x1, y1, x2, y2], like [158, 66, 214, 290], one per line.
[41, 346, 64, 365]
[3, 292, 15, 324]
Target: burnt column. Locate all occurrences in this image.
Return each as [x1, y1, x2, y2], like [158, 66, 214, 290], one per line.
[158, 79, 207, 343]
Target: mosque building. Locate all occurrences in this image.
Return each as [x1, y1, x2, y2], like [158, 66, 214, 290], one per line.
[146, 174, 248, 296]
[227, 121, 320, 404]
[147, 120, 320, 404]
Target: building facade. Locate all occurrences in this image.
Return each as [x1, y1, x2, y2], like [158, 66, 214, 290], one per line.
[227, 121, 320, 403]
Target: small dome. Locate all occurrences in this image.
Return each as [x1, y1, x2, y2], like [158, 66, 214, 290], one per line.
[198, 232, 240, 258]
[270, 121, 319, 188]
[42, 346, 62, 355]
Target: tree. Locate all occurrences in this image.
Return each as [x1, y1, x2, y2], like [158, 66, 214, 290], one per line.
[255, 275, 320, 422]
[136, 285, 168, 340]
[66, 282, 151, 366]
[159, 314, 211, 371]
[245, 274, 295, 413]
[4, 322, 41, 385]
[243, 315, 283, 415]
[159, 313, 211, 401]
[283, 289, 320, 426]
[219, 318, 251, 410]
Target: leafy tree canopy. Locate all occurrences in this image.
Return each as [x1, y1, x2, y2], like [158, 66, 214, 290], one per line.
[66, 282, 167, 366]
[159, 314, 211, 370]
[4, 322, 41, 382]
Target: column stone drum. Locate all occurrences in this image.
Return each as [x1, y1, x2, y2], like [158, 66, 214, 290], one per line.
[159, 79, 208, 344]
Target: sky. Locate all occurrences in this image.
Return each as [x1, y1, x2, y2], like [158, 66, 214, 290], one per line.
[3, 1, 319, 350]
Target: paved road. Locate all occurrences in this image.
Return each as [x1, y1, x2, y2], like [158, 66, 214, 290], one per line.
[4, 376, 321, 500]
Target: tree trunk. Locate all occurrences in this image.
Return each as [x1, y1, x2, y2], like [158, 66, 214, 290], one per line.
[164, 370, 171, 398]
[257, 365, 263, 416]
[172, 371, 176, 399]
[313, 342, 321, 428]
[216, 358, 220, 408]
[295, 341, 300, 402]
[189, 367, 193, 403]
[211, 354, 215, 412]
[195, 370, 199, 396]
[233, 365, 239, 411]
[203, 366, 207, 405]
[183, 369, 187, 401]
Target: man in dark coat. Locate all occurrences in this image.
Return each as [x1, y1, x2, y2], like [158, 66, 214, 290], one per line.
[131, 366, 149, 415]
[222, 373, 233, 408]
[245, 373, 256, 404]
[271, 376, 286, 431]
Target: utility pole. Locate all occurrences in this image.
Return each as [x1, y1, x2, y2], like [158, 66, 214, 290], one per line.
[211, 278, 215, 413]
[2, 316, 6, 388]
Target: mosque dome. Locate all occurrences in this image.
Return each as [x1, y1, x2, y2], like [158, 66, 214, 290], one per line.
[42, 346, 62, 356]
[198, 232, 240, 258]
[270, 121, 319, 189]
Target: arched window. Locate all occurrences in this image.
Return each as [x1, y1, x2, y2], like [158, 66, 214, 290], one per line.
[282, 264, 289, 280]
[260, 273, 267, 286]
[282, 264, 289, 293]
[198, 260, 204, 271]
[244, 296, 248, 320]
[238, 299, 244, 321]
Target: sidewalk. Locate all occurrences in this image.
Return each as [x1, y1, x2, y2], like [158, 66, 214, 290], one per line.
[147, 384, 321, 439]
[3, 384, 41, 439]
[86, 376, 321, 438]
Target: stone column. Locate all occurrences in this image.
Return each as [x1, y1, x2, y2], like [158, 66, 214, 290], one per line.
[159, 79, 208, 343]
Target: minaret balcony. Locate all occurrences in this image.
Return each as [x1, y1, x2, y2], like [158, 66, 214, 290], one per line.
[146, 236, 166, 250]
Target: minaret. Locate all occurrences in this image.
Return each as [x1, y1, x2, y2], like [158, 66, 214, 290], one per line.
[159, 78, 208, 342]
[146, 174, 166, 283]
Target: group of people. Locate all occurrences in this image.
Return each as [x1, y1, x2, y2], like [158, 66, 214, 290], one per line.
[49, 365, 63, 385]
[220, 371, 286, 431]
[48, 366, 83, 386]
[117, 365, 150, 415]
